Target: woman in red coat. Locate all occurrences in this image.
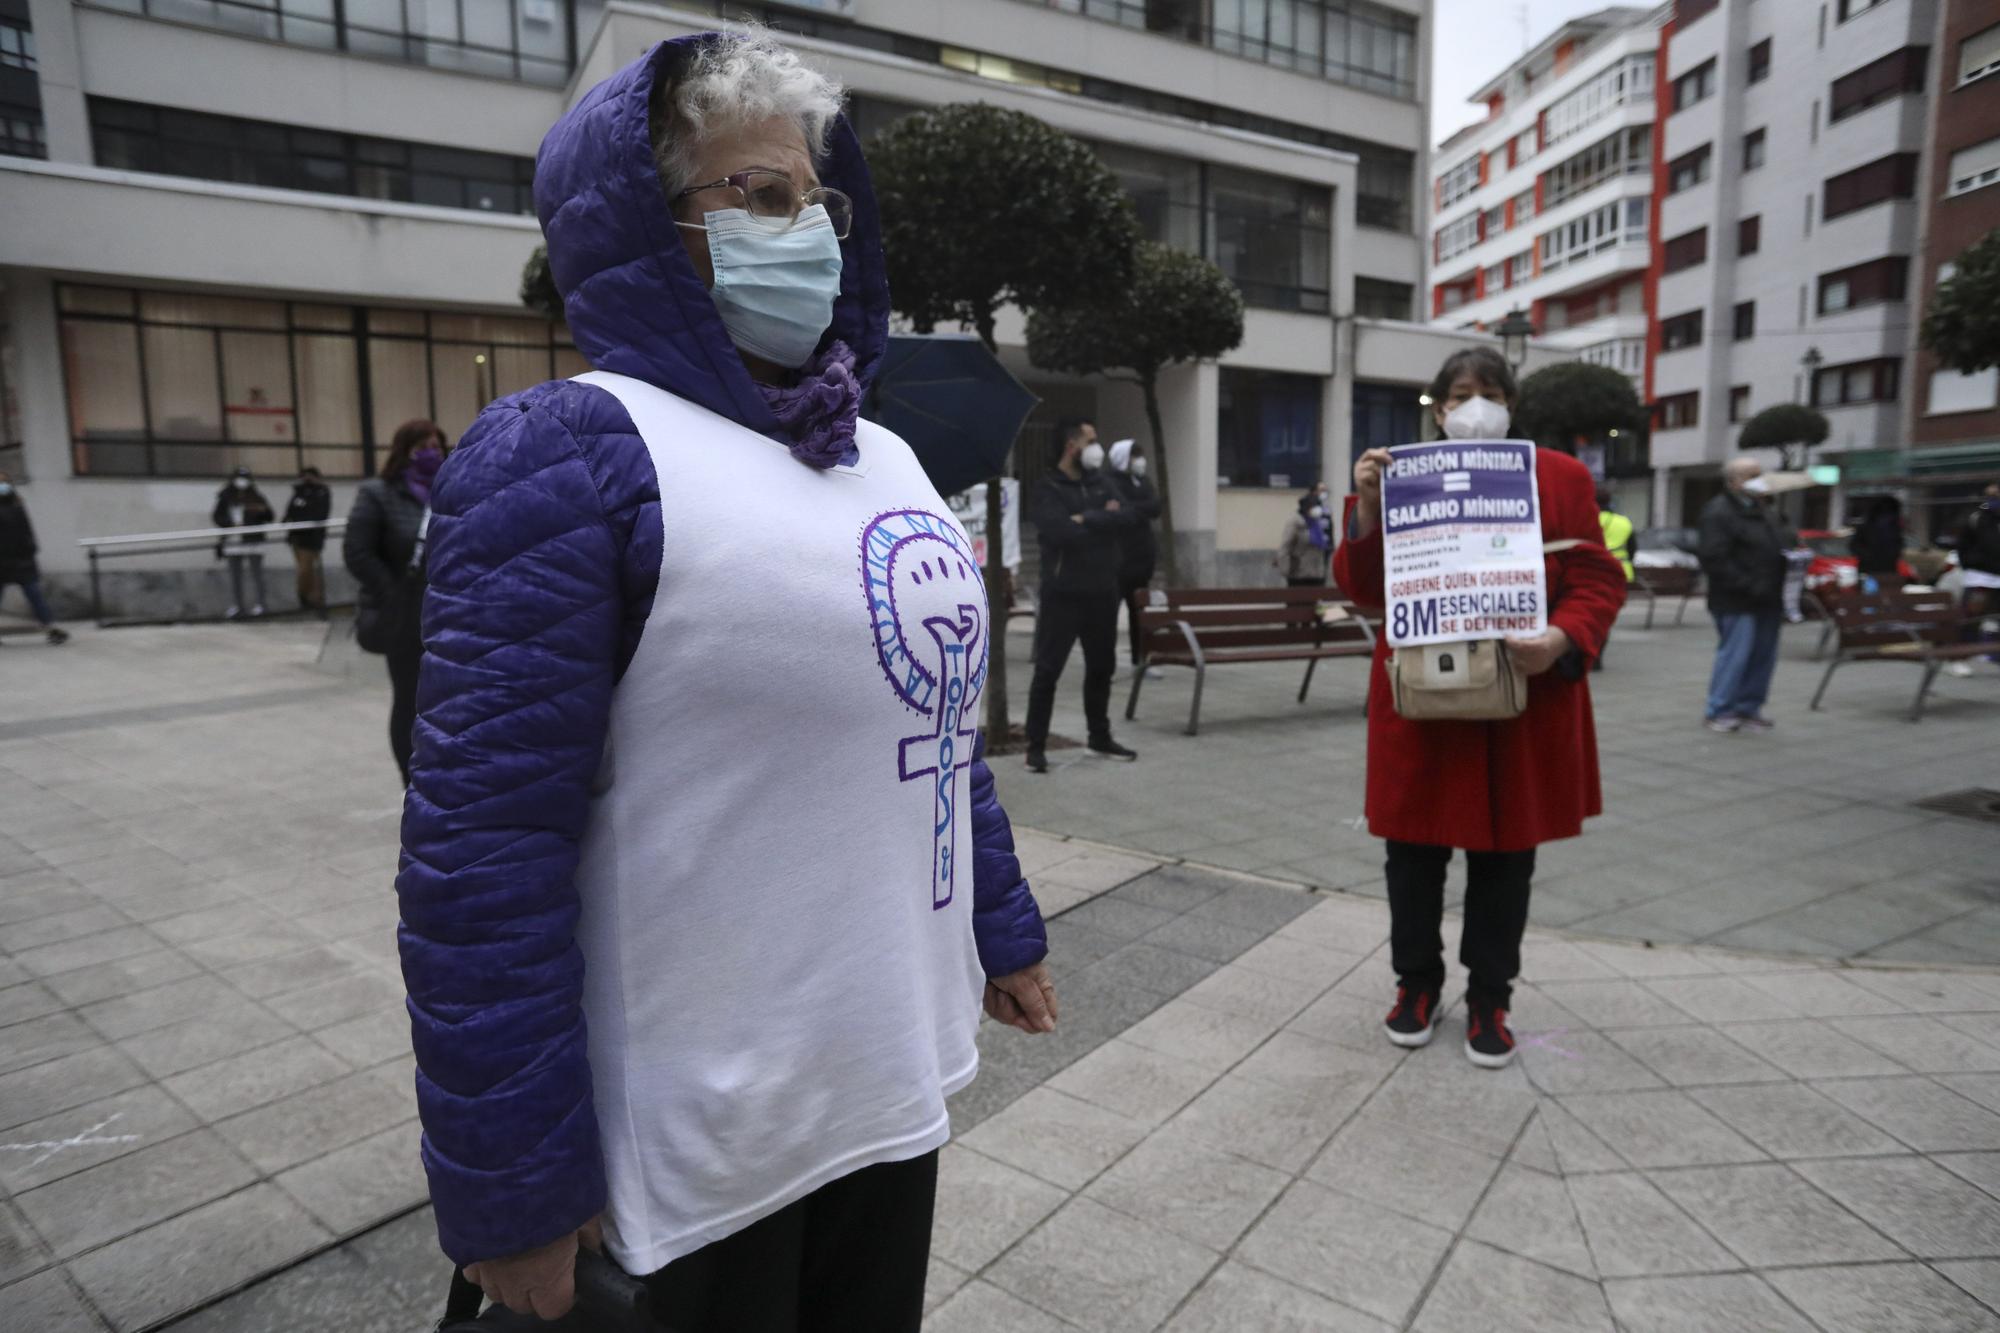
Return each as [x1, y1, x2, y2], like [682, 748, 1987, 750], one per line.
[1335, 347, 1626, 1068]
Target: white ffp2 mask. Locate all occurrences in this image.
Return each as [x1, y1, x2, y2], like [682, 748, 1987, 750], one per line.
[1130, 457, 1148, 479]
[1080, 443, 1106, 471]
[1441, 396, 1511, 440]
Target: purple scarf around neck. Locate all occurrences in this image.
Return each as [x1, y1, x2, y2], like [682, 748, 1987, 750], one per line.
[759, 341, 861, 470]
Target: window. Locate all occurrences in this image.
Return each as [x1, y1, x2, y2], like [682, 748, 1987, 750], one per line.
[1656, 391, 1700, 429]
[1743, 128, 1766, 172]
[1482, 262, 1507, 292]
[1811, 357, 1900, 407]
[1817, 257, 1909, 313]
[1579, 338, 1646, 376]
[1748, 38, 1772, 84]
[1962, 23, 2000, 86]
[1098, 142, 1204, 254]
[1541, 126, 1651, 207]
[56, 283, 584, 478]
[1668, 144, 1712, 194]
[89, 100, 536, 214]
[1207, 0, 1419, 98]
[0, 15, 35, 70]
[1436, 213, 1481, 263]
[1537, 199, 1647, 270]
[1660, 310, 1704, 352]
[1948, 136, 2000, 197]
[1481, 205, 1506, 238]
[1734, 301, 1756, 340]
[1929, 367, 2000, 415]
[0, 104, 42, 158]
[1672, 59, 1717, 112]
[1830, 47, 1928, 122]
[1837, 0, 1893, 21]
[1823, 152, 1920, 218]
[1218, 368, 1322, 489]
[1511, 126, 1539, 166]
[1509, 251, 1532, 285]
[1355, 148, 1415, 231]
[1663, 227, 1708, 273]
[86, 0, 578, 85]
[1207, 167, 1332, 313]
[1729, 386, 1751, 422]
[1438, 155, 1482, 208]
[1739, 216, 1761, 255]
[1511, 188, 1536, 225]
[1351, 381, 1420, 462]
[1543, 54, 1656, 147]
[1354, 277, 1413, 320]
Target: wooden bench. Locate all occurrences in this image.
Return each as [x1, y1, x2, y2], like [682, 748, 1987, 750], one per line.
[1125, 586, 1376, 737]
[1632, 564, 1701, 629]
[1809, 586, 1988, 722]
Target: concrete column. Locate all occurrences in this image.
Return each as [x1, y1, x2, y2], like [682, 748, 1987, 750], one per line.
[25, 0, 92, 163]
[1155, 359, 1218, 585]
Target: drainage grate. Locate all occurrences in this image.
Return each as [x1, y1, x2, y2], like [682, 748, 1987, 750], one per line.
[1914, 788, 2000, 825]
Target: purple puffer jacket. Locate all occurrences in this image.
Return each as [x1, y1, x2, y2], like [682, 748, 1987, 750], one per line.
[396, 36, 1048, 1268]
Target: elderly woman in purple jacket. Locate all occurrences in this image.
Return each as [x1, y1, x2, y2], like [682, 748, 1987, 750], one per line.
[397, 32, 1055, 1331]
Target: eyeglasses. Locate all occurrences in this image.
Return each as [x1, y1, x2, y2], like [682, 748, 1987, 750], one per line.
[671, 169, 854, 239]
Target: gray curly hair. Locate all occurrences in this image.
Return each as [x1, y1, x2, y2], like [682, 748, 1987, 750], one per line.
[649, 30, 847, 204]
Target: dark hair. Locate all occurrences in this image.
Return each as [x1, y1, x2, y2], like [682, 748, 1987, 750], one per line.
[1595, 482, 1614, 508]
[1427, 346, 1518, 410]
[1049, 417, 1094, 464]
[300, 466, 323, 480]
[381, 419, 446, 482]
[1863, 494, 1901, 520]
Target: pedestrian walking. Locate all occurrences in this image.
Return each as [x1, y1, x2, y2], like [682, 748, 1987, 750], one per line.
[1335, 347, 1625, 1068]
[1849, 494, 1904, 584]
[283, 466, 333, 618]
[343, 420, 443, 784]
[1024, 417, 1139, 773]
[1276, 485, 1332, 587]
[1102, 437, 1161, 672]
[0, 472, 69, 645]
[1950, 482, 2000, 676]
[212, 466, 274, 619]
[397, 32, 1053, 1332]
[1594, 483, 1633, 671]
[1697, 457, 1796, 733]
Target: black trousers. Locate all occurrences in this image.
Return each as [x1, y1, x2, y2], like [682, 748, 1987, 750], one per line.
[644, 1150, 938, 1333]
[1025, 590, 1119, 748]
[1120, 574, 1152, 666]
[386, 643, 422, 785]
[1385, 840, 1537, 1008]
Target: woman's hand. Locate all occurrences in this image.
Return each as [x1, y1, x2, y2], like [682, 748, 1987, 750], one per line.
[465, 1216, 604, 1319]
[1505, 625, 1573, 676]
[1351, 449, 1392, 537]
[985, 962, 1058, 1034]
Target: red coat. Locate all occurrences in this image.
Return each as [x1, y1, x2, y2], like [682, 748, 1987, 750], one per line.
[1333, 447, 1628, 853]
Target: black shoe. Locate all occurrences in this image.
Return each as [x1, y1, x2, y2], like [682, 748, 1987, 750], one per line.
[46, 627, 69, 645]
[1025, 750, 1049, 774]
[1465, 996, 1518, 1069]
[1087, 738, 1138, 761]
[1384, 985, 1440, 1049]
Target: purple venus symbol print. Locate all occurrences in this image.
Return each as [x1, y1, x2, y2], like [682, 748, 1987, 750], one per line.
[861, 509, 988, 911]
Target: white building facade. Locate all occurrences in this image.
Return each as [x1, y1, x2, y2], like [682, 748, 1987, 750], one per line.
[0, 0, 1443, 613]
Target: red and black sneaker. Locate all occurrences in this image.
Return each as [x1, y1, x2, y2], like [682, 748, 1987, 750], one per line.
[1384, 985, 1441, 1049]
[1464, 997, 1518, 1069]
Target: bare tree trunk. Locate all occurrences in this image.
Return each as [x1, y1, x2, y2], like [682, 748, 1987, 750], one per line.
[972, 308, 1012, 745]
[1140, 371, 1184, 587]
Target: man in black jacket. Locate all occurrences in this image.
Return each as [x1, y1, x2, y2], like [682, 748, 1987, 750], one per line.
[1023, 419, 1137, 773]
[0, 472, 68, 645]
[283, 466, 333, 618]
[1697, 457, 1794, 733]
[1103, 438, 1163, 671]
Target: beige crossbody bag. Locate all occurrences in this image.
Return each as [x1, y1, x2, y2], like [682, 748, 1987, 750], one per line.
[1387, 539, 1583, 722]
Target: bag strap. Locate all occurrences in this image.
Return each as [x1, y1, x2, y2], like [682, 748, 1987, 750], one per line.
[407, 508, 432, 575]
[1543, 538, 1585, 554]
[439, 1267, 484, 1329]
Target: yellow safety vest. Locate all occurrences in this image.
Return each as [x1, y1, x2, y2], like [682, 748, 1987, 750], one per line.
[1600, 510, 1635, 581]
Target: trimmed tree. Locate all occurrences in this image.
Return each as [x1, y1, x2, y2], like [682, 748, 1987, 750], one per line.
[1920, 226, 2000, 375]
[869, 102, 1142, 745]
[1739, 403, 1829, 469]
[1024, 242, 1245, 587]
[1511, 361, 1647, 448]
[521, 245, 561, 321]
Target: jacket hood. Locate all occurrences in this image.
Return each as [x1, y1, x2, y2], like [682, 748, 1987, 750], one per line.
[533, 36, 890, 438]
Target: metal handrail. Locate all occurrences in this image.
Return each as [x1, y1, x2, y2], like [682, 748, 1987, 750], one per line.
[75, 519, 347, 627]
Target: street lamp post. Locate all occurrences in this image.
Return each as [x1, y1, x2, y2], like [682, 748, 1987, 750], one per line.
[1791, 346, 1825, 471]
[1497, 307, 1536, 371]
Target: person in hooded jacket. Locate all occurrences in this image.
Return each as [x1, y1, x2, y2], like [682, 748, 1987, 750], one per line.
[395, 33, 1053, 1331]
[283, 466, 333, 617]
[0, 472, 68, 645]
[1102, 438, 1162, 671]
[212, 466, 274, 619]
[1952, 482, 2000, 674]
[1276, 485, 1333, 586]
[1849, 494, 1905, 583]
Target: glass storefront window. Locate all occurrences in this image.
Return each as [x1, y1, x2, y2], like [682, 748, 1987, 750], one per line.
[1219, 368, 1323, 489]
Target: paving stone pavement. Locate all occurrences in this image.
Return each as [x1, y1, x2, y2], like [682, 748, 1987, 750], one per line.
[1, 617, 1997, 1330]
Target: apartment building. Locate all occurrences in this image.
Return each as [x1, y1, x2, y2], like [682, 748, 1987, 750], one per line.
[0, 0, 1441, 613]
[1425, 5, 1666, 517]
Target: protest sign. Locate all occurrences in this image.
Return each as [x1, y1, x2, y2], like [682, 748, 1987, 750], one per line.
[945, 479, 1021, 570]
[1381, 440, 1546, 648]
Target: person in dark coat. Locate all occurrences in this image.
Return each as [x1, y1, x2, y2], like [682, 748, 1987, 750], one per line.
[283, 466, 333, 617]
[1697, 457, 1797, 733]
[1102, 437, 1162, 670]
[1276, 486, 1333, 586]
[1952, 483, 2000, 671]
[1023, 417, 1138, 772]
[1848, 494, 1904, 582]
[343, 420, 443, 783]
[212, 466, 275, 619]
[0, 472, 68, 645]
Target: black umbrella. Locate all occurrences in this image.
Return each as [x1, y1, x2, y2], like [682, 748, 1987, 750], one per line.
[864, 333, 1040, 498]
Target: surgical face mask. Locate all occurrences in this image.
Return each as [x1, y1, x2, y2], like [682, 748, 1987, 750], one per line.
[1080, 442, 1106, 471]
[698, 205, 843, 370]
[1130, 457, 1148, 479]
[1309, 506, 1327, 520]
[1741, 475, 1771, 496]
[1441, 395, 1511, 440]
[232, 477, 250, 490]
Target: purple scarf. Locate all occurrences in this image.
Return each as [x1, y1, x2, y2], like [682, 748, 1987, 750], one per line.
[403, 447, 443, 504]
[759, 341, 860, 470]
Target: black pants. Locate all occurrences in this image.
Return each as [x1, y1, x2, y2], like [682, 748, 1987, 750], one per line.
[1286, 575, 1322, 588]
[1120, 574, 1152, 666]
[644, 1150, 938, 1332]
[386, 643, 422, 785]
[1025, 590, 1118, 748]
[1385, 840, 1537, 1008]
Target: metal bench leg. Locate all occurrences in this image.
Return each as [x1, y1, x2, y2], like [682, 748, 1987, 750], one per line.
[1298, 656, 1319, 704]
[1643, 592, 1657, 631]
[1125, 656, 1146, 721]
[1675, 594, 1691, 627]
[1911, 660, 1942, 723]
[1810, 655, 1843, 711]
[1813, 619, 1834, 661]
[1186, 661, 1205, 737]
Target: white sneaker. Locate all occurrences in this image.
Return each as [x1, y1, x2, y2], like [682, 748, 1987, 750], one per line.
[1947, 662, 1977, 678]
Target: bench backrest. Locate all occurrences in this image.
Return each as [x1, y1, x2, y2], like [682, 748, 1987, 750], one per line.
[1827, 586, 1961, 648]
[1133, 586, 1374, 653]
[1636, 565, 1700, 595]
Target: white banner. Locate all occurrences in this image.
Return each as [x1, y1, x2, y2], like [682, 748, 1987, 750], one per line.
[1381, 439, 1547, 647]
[946, 479, 1021, 571]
